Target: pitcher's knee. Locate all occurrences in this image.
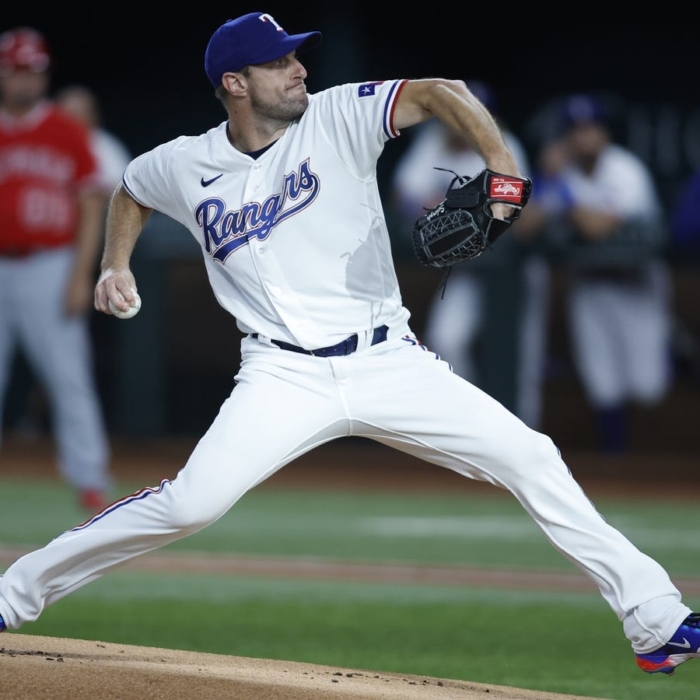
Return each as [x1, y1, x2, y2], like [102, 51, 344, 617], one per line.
[165, 490, 228, 533]
[497, 430, 564, 481]
[170, 505, 222, 533]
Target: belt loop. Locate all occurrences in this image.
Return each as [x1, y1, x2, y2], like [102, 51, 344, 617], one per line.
[251, 333, 275, 348]
[354, 329, 372, 353]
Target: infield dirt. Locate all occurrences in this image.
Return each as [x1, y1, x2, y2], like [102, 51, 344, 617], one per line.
[1, 633, 608, 700]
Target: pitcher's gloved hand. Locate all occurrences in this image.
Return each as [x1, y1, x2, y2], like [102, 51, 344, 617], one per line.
[412, 168, 532, 267]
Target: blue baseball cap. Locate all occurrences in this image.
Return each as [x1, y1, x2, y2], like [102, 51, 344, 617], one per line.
[204, 12, 322, 87]
[561, 94, 609, 128]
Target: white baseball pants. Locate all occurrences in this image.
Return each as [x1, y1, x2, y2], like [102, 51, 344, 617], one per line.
[0, 328, 689, 652]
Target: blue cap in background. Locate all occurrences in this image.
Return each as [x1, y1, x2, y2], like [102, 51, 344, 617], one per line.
[561, 94, 609, 128]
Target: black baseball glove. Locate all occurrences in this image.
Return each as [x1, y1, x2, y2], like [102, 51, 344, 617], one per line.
[411, 168, 532, 268]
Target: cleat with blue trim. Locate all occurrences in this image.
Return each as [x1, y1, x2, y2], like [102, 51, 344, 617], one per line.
[636, 613, 700, 675]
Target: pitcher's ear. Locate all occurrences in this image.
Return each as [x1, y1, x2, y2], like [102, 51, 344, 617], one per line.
[221, 71, 247, 97]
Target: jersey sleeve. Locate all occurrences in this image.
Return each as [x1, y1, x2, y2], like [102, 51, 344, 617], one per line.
[122, 137, 189, 217]
[311, 80, 407, 179]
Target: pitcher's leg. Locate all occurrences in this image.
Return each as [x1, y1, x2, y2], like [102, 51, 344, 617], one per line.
[0, 349, 348, 629]
[351, 340, 690, 652]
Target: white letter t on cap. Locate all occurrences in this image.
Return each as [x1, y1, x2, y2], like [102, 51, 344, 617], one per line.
[260, 14, 284, 31]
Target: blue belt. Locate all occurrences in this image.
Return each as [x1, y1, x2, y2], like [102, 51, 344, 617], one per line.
[252, 325, 389, 357]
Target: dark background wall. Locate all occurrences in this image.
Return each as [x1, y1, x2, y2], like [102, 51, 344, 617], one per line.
[4, 7, 700, 202]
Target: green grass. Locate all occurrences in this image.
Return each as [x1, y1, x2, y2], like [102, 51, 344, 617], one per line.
[4, 479, 700, 576]
[2, 477, 700, 699]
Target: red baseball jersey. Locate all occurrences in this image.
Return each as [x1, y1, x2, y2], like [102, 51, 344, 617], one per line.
[0, 100, 99, 252]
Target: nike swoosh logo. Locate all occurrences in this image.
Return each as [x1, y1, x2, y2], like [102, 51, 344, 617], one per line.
[668, 638, 692, 649]
[201, 174, 223, 187]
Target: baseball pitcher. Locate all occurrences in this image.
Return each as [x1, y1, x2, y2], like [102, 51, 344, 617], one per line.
[0, 12, 697, 677]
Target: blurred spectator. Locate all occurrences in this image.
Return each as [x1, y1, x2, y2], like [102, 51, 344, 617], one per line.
[517, 138, 574, 236]
[523, 94, 672, 453]
[390, 80, 550, 430]
[0, 27, 112, 511]
[56, 83, 132, 198]
[11, 85, 134, 439]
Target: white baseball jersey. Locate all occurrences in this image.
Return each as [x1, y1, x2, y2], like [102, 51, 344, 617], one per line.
[124, 80, 411, 350]
[561, 144, 662, 216]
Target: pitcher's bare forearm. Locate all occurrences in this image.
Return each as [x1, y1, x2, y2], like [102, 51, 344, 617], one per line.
[94, 184, 153, 313]
[394, 79, 518, 177]
[100, 184, 153, 272]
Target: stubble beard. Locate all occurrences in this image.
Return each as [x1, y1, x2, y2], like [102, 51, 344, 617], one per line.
[251, 90, 309, 126]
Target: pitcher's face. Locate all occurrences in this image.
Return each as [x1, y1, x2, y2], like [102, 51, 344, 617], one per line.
[246, 52, 310, 123]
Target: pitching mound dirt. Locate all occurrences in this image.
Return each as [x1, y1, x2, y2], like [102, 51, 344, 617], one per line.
[0, 634, 606, 700]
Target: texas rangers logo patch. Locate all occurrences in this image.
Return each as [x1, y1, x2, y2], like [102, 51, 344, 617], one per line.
[358, 82, 382, 97]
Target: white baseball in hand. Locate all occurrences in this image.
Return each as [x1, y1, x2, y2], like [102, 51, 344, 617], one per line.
[108, 290, 141, 319]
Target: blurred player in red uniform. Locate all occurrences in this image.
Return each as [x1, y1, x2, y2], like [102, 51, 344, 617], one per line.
[0, 27, 112, 512]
